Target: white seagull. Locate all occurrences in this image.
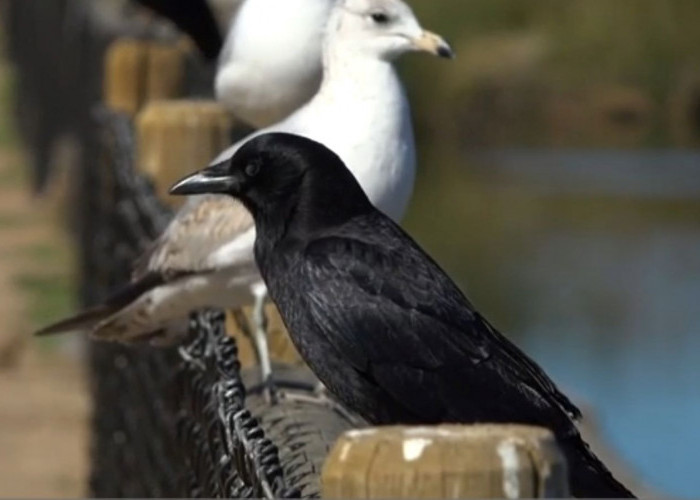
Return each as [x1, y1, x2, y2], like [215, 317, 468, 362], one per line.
[215, 0, 335, 127]
[36, 0, 453, 390]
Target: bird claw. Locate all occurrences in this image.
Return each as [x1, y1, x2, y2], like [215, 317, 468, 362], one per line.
[261, 374, 280, 405]
[178, 345, 207, 371]
[231, 286, 275, 404]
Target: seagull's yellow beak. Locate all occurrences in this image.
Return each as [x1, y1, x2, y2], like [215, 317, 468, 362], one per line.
[412, 30, 454, 59]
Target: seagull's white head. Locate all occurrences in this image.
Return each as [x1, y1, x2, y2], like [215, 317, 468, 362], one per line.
[327, 0, 454, 62]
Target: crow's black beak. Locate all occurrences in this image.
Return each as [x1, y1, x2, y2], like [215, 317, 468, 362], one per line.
[169, 160, 239, 196]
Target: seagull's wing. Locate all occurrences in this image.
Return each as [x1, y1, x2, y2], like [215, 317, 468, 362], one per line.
[134, 107, 305, 279]
[38, 195, 254, 337]
[134, 194, 255, 279]
[39, 175, 256, 337]
[301, 213, 581, 426]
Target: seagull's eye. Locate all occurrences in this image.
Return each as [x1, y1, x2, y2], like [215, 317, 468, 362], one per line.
[370, 12, 390, 25]
[245, 163, 261, 177]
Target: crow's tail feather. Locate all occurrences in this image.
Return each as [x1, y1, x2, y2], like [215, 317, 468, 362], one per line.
[561, 432, 636, 498]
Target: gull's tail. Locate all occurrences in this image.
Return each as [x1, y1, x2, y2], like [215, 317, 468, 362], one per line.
[34, 305, 116, 337]
[34, 272, 167, 337]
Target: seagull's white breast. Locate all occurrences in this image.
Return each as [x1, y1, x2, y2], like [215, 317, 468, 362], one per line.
[279, 60, 417, 222]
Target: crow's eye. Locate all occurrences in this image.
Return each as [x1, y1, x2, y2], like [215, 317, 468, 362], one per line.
[370, 12, 390, 25]
[245, 163, 261, 177]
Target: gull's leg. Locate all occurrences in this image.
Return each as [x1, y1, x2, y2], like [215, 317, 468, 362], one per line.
[231, 307, 276, 403]
[251, 282, 275, 403]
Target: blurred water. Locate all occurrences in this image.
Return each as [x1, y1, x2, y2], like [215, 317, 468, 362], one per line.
[474, 150, 700, 199]
[459, 151, 700, 498]
[438, 150, 700, 498]
[519, 228, 700, 498]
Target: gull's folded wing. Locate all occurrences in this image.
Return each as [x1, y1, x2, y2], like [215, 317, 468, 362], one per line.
[133, 194, 255, 279]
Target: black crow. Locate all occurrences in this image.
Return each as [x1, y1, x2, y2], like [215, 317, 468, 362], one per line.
[133, 0, 223, 60]
[170, 132, 636, 498]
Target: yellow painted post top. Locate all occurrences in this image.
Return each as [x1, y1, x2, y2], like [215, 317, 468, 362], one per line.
[322, 424, 570, 499]
[103, 38, 189, 116]
[136, 100, 232, 207]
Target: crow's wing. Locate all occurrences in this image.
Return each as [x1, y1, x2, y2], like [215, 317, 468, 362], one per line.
[133, 194, 255, 279]
[302, 215, 581, 425]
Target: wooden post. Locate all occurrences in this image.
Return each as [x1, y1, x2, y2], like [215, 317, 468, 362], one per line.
[322, 425, 569, 499]
[145, 43, 187, 103]
[103, 38, 188, 116]
[104, 39, 148, 115]
[136, 100, 232, 205]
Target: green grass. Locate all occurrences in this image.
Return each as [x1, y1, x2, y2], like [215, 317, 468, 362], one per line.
[404, 0, 700, 148]
[0, 64, 17, 148]
[0, 24, 75, 347]
[14, 271, 75, 330]
[0, 160, 26, 187]
[0, 211, 33, 228]
[412, 1, 700, 77]
[19, 241, 68, 261]
[11, 236, 77, 344]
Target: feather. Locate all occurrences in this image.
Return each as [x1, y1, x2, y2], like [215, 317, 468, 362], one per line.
[34, 272, 168, 336]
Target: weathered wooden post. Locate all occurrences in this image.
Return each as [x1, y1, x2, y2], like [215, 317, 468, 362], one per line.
[136, 100, 232, 204]
[322, 425, 569, 499]
[104, 38, 187, 116]
[104, 39, 147, 115]
[144, 42, 188, 104]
